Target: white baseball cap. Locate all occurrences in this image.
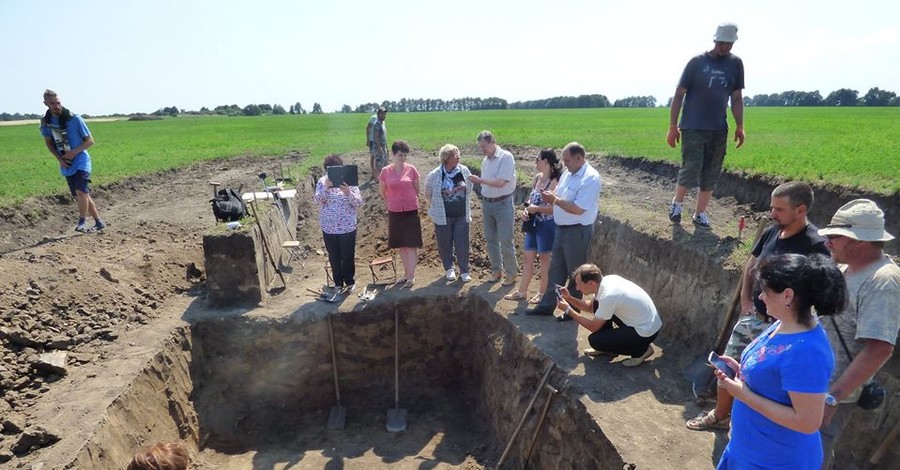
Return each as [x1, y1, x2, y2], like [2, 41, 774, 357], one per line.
[714, 23, 739, 43]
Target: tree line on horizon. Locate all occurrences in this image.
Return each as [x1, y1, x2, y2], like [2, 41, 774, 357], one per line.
[1, 87, 897, 121]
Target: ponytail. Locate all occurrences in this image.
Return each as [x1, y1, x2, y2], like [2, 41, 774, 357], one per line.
[539, 148, 563, 181]
[757, 253, 847, 325]
[804, 254, 847, 317]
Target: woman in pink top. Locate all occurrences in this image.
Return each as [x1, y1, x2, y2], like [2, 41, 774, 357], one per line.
[378, 140, 422, 288]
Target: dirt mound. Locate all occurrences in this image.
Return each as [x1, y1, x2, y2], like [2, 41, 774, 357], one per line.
[0, 155, 300, 459]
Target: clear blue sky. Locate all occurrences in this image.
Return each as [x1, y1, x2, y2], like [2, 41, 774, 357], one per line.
[2, 0, 897, 115]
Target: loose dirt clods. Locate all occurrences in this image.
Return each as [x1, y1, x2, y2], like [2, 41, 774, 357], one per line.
[0, 149, 895, 469]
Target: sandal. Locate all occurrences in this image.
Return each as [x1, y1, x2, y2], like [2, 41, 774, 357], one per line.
[685, 410, 730, 431]
[395, 277, 408, 285]
[403, 279, 415, 289]
[504, 291, 527, 301]
[528, 293, 543, 304]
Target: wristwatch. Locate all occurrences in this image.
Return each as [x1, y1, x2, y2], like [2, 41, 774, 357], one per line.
[824, 393, 838, 407]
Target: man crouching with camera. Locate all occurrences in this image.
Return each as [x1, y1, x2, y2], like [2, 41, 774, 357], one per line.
[817, 199, 899, 469]
[555, 263, 662, 368]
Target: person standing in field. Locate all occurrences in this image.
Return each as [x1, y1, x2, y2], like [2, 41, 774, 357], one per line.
[468, 130, 518, 286]
[367, 107, 388, 179]
[379, 140, 422, 288]
[39, 89, 106, 233]
[714, 253, 846, 470]
[505, 149, 562, 303]
[686, 182, 829, 431]
[423, 144, 474, 283]
[315, 154, 364, 293]
[524, 142, 601, 320]
[666, 23, 745, 230]
[817, 199, 899, 469]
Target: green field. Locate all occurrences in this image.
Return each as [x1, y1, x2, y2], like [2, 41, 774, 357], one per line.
[1, 107, 897, 204]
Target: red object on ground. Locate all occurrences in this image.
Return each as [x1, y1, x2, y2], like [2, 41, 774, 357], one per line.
[738, 216, 746, 239]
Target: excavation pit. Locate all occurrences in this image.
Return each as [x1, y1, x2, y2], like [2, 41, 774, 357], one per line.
[72, 296, 620, 469]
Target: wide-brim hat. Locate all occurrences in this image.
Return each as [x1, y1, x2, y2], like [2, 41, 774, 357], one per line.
[818, 199, 894, 242]
[714, 23, 738, 42]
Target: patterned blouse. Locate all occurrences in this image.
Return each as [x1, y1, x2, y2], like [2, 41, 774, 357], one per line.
[314, 176, 363, 234]
[528, 175, 556, 222]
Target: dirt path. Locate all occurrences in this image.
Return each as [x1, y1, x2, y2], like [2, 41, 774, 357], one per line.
[2, 147, 761, 468]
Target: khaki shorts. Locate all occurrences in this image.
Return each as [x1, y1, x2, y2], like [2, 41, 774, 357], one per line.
[370, 145, 387, 173]
[677, 129, 728, 191]
[722, 314, 771, 359]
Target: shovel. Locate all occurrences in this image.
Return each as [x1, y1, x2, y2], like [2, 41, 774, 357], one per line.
[386, 307, 407, 432]
[326, 315, 347, 429]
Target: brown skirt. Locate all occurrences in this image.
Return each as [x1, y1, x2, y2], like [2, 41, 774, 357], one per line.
[388, 210, 423, 249]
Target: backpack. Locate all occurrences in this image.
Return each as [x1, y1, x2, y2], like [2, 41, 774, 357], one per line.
[210, 188, 247, 222]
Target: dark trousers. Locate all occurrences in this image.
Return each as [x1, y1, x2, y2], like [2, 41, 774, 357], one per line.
[434, 217, 469, 273]
[588, 315, 658, 358]
[535, 224, 593, 312]
[323, 230, 356, 287]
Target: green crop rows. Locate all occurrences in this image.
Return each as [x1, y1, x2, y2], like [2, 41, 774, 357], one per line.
[1, 107, 896, 205]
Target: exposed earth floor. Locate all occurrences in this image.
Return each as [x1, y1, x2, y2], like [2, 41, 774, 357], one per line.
[1, 147, 894, 469]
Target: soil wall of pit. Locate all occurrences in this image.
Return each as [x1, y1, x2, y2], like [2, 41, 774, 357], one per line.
[588, 216, 742, 348]
[190, 296, 623, 469]
[68, 329, 199, 469]
[203, 197, 298, 306]
[610, 156, 900, 256]
[588, 193, 900, 467]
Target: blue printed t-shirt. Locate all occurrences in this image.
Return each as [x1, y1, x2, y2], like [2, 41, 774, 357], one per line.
[726, 322, 834, 470]
[39, 114, 92, 176]
[678, 52, 744, 131]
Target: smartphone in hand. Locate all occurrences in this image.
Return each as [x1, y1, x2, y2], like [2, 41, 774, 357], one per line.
[708, 352, 736, 379]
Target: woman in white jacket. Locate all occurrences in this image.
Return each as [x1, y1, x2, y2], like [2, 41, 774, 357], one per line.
[424, 144, 473, 282]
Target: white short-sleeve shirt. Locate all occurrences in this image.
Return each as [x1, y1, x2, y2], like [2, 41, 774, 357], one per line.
[479, 147, 516, 198]
[594, 275, 662, 337]
[553, 162, 601, 226]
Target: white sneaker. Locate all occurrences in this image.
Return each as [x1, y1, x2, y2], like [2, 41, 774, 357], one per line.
[446, 269, 457, 281]
[460, 273, 471, 283]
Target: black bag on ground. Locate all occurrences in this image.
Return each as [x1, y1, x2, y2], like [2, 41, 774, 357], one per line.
[210, 188, 247, 222]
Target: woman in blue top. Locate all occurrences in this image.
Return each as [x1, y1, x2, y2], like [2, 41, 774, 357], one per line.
[505, 149, 562, 303]
[715, 254, 846, 470]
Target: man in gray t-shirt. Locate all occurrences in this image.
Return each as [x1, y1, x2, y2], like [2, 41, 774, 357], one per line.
[666, 23, 745, 230]
[818, 199, 899, 469]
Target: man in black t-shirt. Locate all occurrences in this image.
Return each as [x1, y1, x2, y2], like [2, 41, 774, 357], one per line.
[686, 181, 829, 431]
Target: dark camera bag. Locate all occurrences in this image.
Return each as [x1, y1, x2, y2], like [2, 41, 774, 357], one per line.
[211, 188, 247, 222]
[830, 315, 886, 410]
